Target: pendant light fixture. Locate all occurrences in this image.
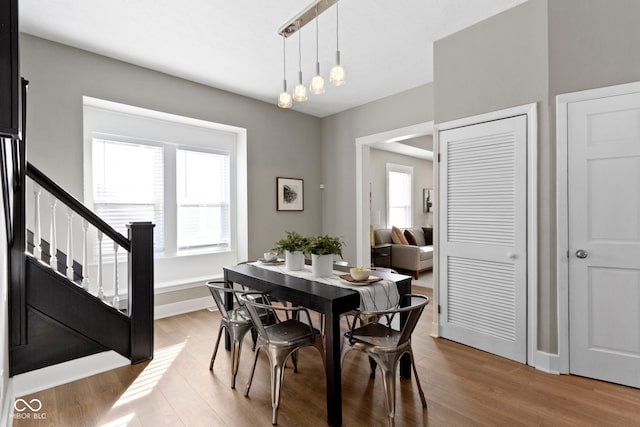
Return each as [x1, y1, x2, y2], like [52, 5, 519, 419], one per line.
[329, 0, 346, 86]
[276, 0, 346, 107]
[309, 6, 325, 95]
[278, 34, 292, 109]
[292, 21, 308, 102]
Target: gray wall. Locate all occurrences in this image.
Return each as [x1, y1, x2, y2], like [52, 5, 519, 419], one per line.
[434, 0, 640, 354]
[434, 0, 554, 351]
[20, 34, 323, 303]
[320, 84, 434, 263]
[369, 148, 433, 229]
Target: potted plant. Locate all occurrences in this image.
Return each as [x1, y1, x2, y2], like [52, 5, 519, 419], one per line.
[273, 231, 308, 271]
[304, 235, 344, 277]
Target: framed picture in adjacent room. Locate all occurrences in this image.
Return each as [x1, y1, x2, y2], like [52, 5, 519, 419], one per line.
[423, 188, 433, 213]
[277, 177, 304, 211]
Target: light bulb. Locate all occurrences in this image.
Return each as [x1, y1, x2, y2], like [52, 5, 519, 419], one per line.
[293, 70, 307, 102]
[278, 90, 292, 108]
[293, 83, 308, 102]
[310, 75, 325, 94]
[310, 61, 325, 95]
[330, 51, 346, 86]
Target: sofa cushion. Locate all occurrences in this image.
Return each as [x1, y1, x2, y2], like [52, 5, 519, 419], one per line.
[406, 226, 427, 246]
[374, 228, 393, 245]
[419, 246, 434, 261]
[391, 226, 408, 245]
[404, 229, 418, 246]
[422, 227, 433, 245]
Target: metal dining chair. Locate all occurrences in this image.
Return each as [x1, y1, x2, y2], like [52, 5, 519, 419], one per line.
[206, 280, 260, 389]
[342, 294, 430, 427]
[241, 292, 325, 425]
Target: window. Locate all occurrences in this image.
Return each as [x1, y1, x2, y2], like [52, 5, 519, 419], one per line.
[92, 137, 231, 256]
[176, 149, 229, 250]
[93, 138, 165, 253]
[387, 163, 413, 228]
[83, 98, 248, 288]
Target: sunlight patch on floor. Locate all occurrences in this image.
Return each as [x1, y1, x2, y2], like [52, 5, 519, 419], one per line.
[111, 342, 186, 408]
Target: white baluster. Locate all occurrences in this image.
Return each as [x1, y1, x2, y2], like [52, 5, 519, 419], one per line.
[112, 242, 119, 309]
[81, 219, 90, 291]
[97, 230, 104, 300]
[49, 197, 58, 270]
[66, 209, 74, 281]
[33, 185, 42, 259]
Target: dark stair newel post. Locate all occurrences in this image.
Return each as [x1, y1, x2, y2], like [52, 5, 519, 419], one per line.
[127, 221, 155, 363]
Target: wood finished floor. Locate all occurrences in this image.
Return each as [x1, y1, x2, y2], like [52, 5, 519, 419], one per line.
[13, 287, 640, 427]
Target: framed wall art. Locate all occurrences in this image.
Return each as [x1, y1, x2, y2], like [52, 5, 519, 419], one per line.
[276, 177, 304, 211]
[423, 188, 433, 213]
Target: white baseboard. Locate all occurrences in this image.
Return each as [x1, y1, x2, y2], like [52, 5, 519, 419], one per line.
[534, 350, 560, 374]
[13, 351, 129, 397]
[154, 296, 213, 319]
[1, 379, 13, 427]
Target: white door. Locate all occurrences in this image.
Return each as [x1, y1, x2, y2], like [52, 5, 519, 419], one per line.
[439, 115, 528, 363]
[568, 91, 640, 388]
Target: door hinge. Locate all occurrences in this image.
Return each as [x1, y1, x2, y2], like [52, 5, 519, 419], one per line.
[437, 153, 441, 162]
[437, 304, 441, 314]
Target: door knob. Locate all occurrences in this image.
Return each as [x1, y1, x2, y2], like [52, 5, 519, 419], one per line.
[575, 249, 588, 259]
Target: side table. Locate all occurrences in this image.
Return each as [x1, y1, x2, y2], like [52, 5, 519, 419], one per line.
[371, 243, 392, 268]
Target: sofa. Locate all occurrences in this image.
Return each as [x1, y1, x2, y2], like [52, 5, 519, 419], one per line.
[373, 226, 433, 279]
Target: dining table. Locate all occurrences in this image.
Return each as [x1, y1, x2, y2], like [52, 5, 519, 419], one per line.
[223, 262, 412, 427]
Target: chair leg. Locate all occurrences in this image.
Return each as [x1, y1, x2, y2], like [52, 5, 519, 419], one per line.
[376, 355, 399, 427]
[270, 358, 287, 425]
[409, 349, 427, 408]
[244, 348, 261, 397]
[230, 337, 244, 389]
[210, 324, 225, 371]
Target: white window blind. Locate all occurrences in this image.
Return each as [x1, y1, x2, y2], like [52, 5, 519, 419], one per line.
[387, 164, 413, 227]
[92, 138, 164, 253]
[176, 149, 230, 251]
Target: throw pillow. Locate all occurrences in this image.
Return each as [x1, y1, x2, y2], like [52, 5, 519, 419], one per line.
[391, 226, 408, 245]
[404, 229, 418, 246]
[422, 227, 433, 245]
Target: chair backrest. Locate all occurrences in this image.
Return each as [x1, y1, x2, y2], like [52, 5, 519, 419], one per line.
[206, 281, 248, 320]
[349, 294, 429, 348]
[395, 294, 429, 346]
[241, 292, 317, 343]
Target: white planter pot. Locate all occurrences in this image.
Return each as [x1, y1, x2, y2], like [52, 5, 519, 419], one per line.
[285, 250, 305, 271]
[311, 254, 334, 277]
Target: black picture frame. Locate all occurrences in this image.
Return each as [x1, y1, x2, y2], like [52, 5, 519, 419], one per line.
[276, 177, 304, 211]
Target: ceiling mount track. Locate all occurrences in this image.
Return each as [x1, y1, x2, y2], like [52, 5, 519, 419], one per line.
[278, 0, 337, 38]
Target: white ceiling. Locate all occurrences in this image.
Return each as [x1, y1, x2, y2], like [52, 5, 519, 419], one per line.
[19, 0, 527, 118]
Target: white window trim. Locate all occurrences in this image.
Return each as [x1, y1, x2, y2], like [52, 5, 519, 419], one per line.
[82, 96, 247, 289]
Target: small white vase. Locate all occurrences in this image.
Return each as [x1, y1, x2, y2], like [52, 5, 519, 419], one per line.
[285, 250, 305, 271]
[311, 254, 334, 277]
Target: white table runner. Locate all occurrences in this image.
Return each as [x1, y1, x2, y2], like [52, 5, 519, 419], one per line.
[250, 262, 400, 311]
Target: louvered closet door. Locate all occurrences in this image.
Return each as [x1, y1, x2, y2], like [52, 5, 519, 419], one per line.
[439, 115, 527, 363]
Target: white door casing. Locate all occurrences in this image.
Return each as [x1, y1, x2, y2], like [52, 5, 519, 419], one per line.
[563, 89, 640, 388]
[438, 115, 528, 363]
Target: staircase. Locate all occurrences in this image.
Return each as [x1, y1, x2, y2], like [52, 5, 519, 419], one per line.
[5, 80, 155, 376]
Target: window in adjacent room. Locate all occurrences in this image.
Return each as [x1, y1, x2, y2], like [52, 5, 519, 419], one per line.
[386, 163, 413, 228]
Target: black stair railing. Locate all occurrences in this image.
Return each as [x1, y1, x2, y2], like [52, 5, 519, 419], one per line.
[23, 161, 155, 364]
